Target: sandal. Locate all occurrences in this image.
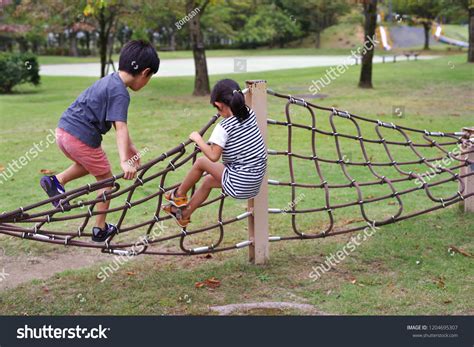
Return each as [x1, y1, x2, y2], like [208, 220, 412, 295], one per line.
[161, 203, 191, 228]
[164, 188, 188, 207]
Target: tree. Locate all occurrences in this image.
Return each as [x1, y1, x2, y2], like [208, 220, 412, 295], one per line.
[12, 0, 87, 55]
[280, 0, 349, 48]
[359, 0, 377, 89]
[393, 0, 442, 50]
[83, 0, 136, 77]
[186, 0, 211, 96]
[237, 4, 302, 48]
[445, 0, 474, 62]
[470, 2, 474, 62]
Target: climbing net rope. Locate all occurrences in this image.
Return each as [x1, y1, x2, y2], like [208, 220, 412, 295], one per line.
[0, 89, 473, 257]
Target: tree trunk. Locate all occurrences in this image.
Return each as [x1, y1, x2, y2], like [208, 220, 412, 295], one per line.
[85, 32, 91, 55]
[469, 7, 474, 63]
[187, 0, 210, 96]
[99, 8, 107, 77]
[359, 0, 377, 89]
[69, 31, 79, 57]
[314, 31, 321, 48]
[422, 21, 431, 50]
[170, 31, 176, 51]
[18, 37, 28, 53]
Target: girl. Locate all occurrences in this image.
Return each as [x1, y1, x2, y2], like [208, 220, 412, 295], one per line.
[162, 79, 267, 227]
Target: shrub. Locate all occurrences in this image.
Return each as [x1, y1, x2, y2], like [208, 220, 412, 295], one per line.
[0, 53, 40, 93]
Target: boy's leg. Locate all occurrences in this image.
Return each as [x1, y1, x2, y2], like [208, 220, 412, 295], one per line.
[56, 163, 89, 186]
[182, 175, 221, 219]
[94, 171, 114, 229]
[176, 157, 224, 197]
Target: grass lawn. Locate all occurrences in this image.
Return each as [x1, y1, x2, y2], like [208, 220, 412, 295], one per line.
[442, 24, 469, 42]
[0, 53, 473, 315]
[38, 48, 356, 65]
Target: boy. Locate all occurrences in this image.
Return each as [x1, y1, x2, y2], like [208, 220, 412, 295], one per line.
[40, 40, 160, 242]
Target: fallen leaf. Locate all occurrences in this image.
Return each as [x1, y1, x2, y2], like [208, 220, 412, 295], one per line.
[350, 279, 357, 284]
[443, 299, 452, 304]
[195, 277, 221, 289]
[40, 169, 55, 175]
[195, 282, 206, 288]
[435, 276, 445, 289]
[388, 201, 397, 205]
[448, 245, 473, 258]
[0, 165, 4, 172]
[205, 277, 221, 288]
[339, 218, 364, 227]
[126, 271, 136, 276]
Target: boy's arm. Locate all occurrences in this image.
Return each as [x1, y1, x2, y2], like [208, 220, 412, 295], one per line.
[114, 121, 137, 180]
[189, 131, 222, 162]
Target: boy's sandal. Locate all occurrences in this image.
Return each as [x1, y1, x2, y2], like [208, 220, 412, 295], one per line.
[164, 188, 188, 207]
[161, 203, 191, 228]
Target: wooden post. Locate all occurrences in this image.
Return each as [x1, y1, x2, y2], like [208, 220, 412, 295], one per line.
[460, 127, 474, 212]
[245, 80, 269, 265]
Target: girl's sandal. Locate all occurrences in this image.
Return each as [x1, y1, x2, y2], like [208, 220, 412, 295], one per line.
[164, 188, 188, 207]
[161, 203, 191, 228]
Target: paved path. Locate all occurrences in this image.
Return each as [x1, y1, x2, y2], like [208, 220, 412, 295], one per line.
[40, 55, 439, 78]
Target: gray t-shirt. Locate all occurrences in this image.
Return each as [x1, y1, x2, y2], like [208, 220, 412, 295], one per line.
[58, 72, 130, 148]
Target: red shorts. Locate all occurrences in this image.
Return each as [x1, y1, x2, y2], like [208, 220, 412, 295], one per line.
[56, 128, 111, 177]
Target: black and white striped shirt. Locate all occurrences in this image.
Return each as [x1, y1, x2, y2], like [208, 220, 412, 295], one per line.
[208, 108, 267, 199]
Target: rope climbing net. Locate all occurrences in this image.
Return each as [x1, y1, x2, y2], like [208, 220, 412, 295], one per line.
[0, 87, 473, 257]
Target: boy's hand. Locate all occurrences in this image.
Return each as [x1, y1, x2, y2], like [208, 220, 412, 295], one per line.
[189, 131, 203, 144]
[128, 145, 140, 167]
[121, 160, 137, 180]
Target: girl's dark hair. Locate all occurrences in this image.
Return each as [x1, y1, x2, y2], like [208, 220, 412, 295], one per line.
[119, 40, 160, 77]
[210, 79, 250, 122]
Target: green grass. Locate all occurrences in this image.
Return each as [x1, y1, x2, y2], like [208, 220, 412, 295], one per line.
[0, 54, 473, 315]
[442, 24, 469, 42]
[38, 48, 356, 65]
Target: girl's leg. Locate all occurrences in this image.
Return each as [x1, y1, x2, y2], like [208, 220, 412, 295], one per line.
[182, 175, 221, 219]
[176, 157, 224, 197]
[56, 163, 89, 186]
[94, 171, 114, 229]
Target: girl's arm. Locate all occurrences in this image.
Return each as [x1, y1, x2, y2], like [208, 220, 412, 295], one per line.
[189, 131, 222, 162]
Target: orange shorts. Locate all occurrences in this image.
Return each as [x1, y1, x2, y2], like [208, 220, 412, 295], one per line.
[56, 128, 111, 177]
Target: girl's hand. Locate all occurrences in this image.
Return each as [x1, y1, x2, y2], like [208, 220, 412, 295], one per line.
[189, 131, 203, 144]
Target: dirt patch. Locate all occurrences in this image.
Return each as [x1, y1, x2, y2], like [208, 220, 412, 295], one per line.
[210, 302, 328, 315]
[0, 248, 109, 290]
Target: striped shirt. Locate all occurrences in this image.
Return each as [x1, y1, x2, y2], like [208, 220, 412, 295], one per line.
[208, 108, 267, 199]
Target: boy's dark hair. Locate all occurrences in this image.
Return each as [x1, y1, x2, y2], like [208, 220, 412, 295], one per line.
[119, 40, 160, 77]
[210, 79, 250, 122]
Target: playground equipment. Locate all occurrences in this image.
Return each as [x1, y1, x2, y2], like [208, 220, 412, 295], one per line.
[433, 24, 468, 48]
[0, 80, 473, 264]
[377, 25, 393, 51]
